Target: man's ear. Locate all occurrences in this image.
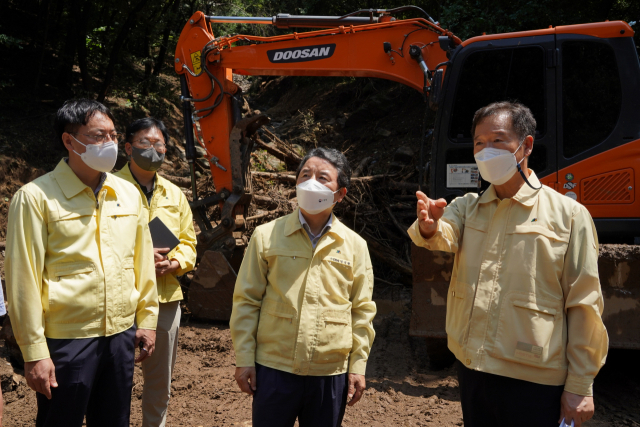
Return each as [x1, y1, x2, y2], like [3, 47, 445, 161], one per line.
[124, 142, 132, 156]
[61, 132, 75, 153]
[336, 187, 348, 203]
[524, 135, 534, 157]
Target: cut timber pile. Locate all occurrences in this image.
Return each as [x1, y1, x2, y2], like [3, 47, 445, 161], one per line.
[242, 126, 419, 286]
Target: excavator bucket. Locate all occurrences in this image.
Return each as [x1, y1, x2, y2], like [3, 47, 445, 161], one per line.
[409, 244, 640, 350]
[188, 250, 238, 321]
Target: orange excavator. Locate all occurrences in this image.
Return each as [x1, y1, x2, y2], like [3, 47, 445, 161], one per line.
[174, 9, 640, 350]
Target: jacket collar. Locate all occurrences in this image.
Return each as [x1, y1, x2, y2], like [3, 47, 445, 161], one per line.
[119, 162, 164, 193]
[511, 170, 540, 206]
[52, 158, 118, 199]
[478, 169, 540, 206]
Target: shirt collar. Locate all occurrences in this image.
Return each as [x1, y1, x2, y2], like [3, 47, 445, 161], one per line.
[478, 169, 541, 206]
[285, 208, 343, 238]
[94, 172, 107, 196]
[54, 158, 114, 199]
[298, 209, 333, 239]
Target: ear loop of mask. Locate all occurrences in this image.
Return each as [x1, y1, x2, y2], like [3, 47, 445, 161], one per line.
[70, 134, 88, 157]
[514, 138, 541, 190]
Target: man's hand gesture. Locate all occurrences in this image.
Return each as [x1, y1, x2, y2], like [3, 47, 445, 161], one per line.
[24, 358, 58, 399]
[416, 191, 447, 239]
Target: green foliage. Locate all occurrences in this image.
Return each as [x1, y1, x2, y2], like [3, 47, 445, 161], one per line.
[0, 0, 637, 125]
[0, 33, 23, 49]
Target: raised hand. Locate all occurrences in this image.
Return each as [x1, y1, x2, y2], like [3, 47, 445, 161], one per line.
[416, 191, 447, 239]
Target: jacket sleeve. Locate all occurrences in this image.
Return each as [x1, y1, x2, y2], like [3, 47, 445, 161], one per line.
[230, 228, 268, 367]
[348, 241, 376, 375]
[170, 192, 197, 276]
[5, 190, 50, 362]
[561, 205, 608, 396]
[407, 197, 465, 253]
[134, 197, 159, 330]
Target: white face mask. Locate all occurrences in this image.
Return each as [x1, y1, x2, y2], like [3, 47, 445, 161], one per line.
[474, 139, 525, 185]
[296, 178, 339, 215]
[71, 135, 118, 173]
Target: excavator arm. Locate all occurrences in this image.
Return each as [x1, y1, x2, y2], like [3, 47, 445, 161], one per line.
[173, 8, 459, 304]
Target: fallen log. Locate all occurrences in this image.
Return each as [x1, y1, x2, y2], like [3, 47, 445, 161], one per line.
[262, 128, 303, 160]
[158, 173, 192, 189]
[246, 211, 272, 222]
[252, 171, 297, 183]
[255, 137, 302, 167]
[247, 208, 286, 222]
[253, 194, 280, 209]
[352, 157, 374, 178]
[351, 174, 390, 184]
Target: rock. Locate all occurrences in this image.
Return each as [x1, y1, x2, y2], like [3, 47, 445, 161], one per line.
[195, 146, 207, 158]
[377, 128, 392, 137]
[388, 161, 405, 173]
[394, 146, 414, 163]
[291, 144, 305, 157]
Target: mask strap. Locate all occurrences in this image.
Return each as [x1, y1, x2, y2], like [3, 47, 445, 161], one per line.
[514, 138, 541, 190]
[70, 134, 87, 157]
[517, 163, 541, 190]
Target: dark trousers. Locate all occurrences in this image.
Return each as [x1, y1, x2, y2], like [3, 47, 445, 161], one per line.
[36, 326, 136, 427]
[252, 363, 348, 427]
[457, 360, 564, 427]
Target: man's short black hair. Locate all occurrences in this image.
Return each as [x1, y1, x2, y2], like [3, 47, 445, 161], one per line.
[471, 101, 537, 142]
[54, 98, 116, 150]
[125, 117, 170, 146]
[296, 147, 351, 190]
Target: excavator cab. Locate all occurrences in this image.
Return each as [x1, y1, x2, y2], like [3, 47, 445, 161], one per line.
[429, 22, 640, 243]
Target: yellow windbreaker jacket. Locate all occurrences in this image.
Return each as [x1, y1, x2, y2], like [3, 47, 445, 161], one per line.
[408, 171, 608, 396]
[230, 209, 376, 376]
[115, 164, 196, 303]
[5, 159, 158, 362]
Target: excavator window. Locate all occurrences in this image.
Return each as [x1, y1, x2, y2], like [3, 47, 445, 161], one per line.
[449, 46, 546, 141]
[561, 40, 622, 159]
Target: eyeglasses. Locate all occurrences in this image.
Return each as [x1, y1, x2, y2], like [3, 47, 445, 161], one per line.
[132, 138, 167, 153]
[72, 132, 121, 144]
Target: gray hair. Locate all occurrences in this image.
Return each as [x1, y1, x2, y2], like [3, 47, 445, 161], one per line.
[471, 101, 537, 142]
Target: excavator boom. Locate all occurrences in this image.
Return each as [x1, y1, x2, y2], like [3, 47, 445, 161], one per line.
[173, 8, 457, 320]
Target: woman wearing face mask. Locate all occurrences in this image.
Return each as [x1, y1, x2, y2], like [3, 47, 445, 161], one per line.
[408, 102, 607, 427]
[115, 118, 197, 427]
[230, 147, 376, 427]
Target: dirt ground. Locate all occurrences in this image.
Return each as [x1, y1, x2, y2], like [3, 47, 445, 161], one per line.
[1, 301, 639, 427]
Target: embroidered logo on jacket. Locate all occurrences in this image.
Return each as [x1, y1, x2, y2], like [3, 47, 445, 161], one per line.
[327, 257, 351, 267]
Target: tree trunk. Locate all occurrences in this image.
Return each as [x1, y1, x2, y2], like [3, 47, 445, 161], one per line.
[96, 0, 151, 103]
[152, 0, 180, 77]
[56, 0, 79, 92]
[33, 0, 53, 96]
[76, 1, 93, 92]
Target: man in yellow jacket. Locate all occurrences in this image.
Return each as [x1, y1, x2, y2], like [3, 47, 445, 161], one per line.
[230, 147, 376, 427]
[5, 99, 158, 427]
[409, 101, 608, 427]
[115, 117, 196, 427]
